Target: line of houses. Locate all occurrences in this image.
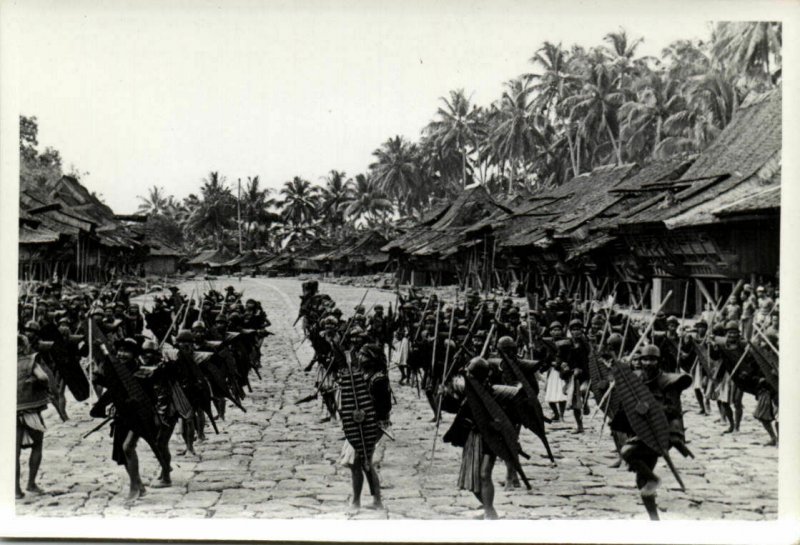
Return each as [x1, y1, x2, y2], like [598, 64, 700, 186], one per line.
[382, 88, 781, 315]
[19, 88, 780, 316]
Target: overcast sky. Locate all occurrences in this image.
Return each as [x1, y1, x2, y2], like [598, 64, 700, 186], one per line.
[15, 0, 715, 213]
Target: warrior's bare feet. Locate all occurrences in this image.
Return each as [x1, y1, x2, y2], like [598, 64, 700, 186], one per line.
[722, 427, 734, 434]
[484, 507, 499, 520]
[124, 487, 142, 505]
[640, 476, 661, 498]
[25, 484, 45, 496]
[346, 501, 360, 515]
[365, 499, 384, 510]
[764, 438, 777, 447]
[151, 477, 172, 488]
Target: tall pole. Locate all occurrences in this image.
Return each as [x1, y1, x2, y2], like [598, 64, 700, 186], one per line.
[237, 178, 243, 254]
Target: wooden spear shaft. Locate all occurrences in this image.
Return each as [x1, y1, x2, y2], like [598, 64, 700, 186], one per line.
[676, 280, 690, 365]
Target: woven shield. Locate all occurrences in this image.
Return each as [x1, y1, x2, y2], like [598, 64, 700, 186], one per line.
[612, 362, 685, 490]
[338, 363, 380, 470]
[499, 353, 555, 464]
[177, 351, 218, 433]
[587, 345, 610, 400]
[465, 376, 531, 489]
[169, 380, 193, 419]
[748, 340, 779, 393]
[689, 338, 714, 378]
[194, 351, 246, 412]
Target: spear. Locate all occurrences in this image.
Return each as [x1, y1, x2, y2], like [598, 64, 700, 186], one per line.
[675, 280, 690, 369]
[429, 300, 442, 375]
[752, 321, 779, 357]
[444, 302, 485, 382]
[412, 294, 433, 342]
[83, 416, 112, 439]
[159, 302, 186, 348]
[428, 300, 456, 468]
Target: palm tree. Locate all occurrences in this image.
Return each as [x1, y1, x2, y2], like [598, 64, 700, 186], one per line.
[603, 28, 652, 87]
[370, 136, 424, 215]
[618, 72, 690, 160]
[137, 185, 169, 215]
[487, 77, 543, 193]
[318, 170, 354, 238]
[712, 22, 781, 88]
[279, 176, 319, 227]
[185, 172, 236, 250]
[655, 70, 741, 158]
[241, 176, 279, 250]
[423, 89, 482, 188]
[528, 42, 583, 180]
[563, 48, 626, 167]
[340, 174, 393, 225]
[529, 42, 578, 116]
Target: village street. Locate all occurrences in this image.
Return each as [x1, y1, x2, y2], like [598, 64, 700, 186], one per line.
[16, 277, 777, 520]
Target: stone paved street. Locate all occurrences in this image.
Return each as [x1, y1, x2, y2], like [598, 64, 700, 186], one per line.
[16, 277, 778, 520]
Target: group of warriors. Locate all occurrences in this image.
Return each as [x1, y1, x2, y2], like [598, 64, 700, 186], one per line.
[16, 275, 779, 520]
[297, 278, 779, 520]
[16, 279, 272, 504]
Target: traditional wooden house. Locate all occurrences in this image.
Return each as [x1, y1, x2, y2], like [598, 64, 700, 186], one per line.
[186, 249, 234, 274]
[314, 230, 389, 276]
[19, 176, 145, 282]
[380, 89, 780, 315]
[382, 185, 511, 286]
[613, 89, 780, 314]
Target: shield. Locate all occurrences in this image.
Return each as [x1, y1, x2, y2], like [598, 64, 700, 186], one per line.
[194, 351, 246, 412]
[748, 340, 779, 393]
[465, 376, 531, 489]
[688, 338, 714, 378]
[611, 362, 685, 491]
[173, 351, 219, 434]
[338, 361, 380, 471]
[499, 353, 555, 464]
[587, 346, 621, 420]
[55, 335, 90, 401]
[169, 381, 194, 419]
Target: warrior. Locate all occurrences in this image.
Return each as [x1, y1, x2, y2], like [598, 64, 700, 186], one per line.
[91, 337, 150, 504]
[496, 335, 547, 489]
[681, 320, 711, 415]
[173, 329, 207, 452]
[338, 342, 391, 512]
[442, 357, 499, 519]
[540, 320, 568, 422]
[441, 356, 529, 520]
[611, 344, 692, 520]
[137, 339, 178, 487]
[561, 318, 591, 433]
[16, 333, 50, 499]
[710, 321, 746, 434]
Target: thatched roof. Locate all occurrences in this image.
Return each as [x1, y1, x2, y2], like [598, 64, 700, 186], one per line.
[714, 184, 780, 217]
[618, 89, 781, 230]
[187, 249, 233, 266]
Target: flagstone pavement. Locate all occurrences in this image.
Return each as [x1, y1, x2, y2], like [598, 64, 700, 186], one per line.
[16, 277, 777, 520]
